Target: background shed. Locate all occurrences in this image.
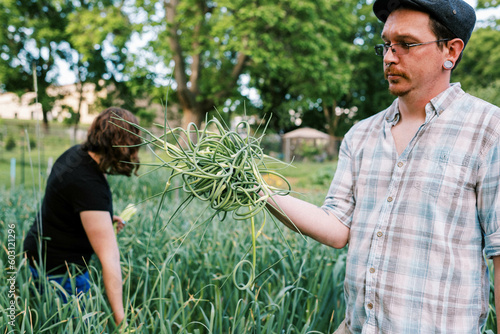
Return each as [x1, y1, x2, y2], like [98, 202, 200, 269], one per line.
[282, 127, 339, 162]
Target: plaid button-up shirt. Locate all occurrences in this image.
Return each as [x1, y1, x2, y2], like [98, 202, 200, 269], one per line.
[323, 84, 500, 333]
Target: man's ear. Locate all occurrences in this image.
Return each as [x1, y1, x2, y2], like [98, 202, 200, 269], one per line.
[446, 38, 465, 63]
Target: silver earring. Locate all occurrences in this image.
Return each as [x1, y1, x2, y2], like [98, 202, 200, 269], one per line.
[444, 60, 454, 69]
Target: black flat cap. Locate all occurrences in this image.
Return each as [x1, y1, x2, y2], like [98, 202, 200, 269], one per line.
[373, 0, 476, 47]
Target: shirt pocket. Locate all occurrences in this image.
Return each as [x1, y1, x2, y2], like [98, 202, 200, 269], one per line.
[413, 149, 476, 198]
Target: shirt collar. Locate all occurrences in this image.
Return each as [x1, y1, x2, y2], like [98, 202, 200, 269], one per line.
[385, 83, 464, 126]
[429, 82, 464, 116]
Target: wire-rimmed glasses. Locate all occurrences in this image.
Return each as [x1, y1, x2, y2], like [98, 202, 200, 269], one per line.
[374, 39, 450, 57]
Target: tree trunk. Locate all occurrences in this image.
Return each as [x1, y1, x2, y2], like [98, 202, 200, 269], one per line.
[181, 106, 205, 143]
[42, 110, 50, 133]
[323, 101, 337, 137]
[74, 76, 84, 143]
[323, 101, 342, 158]
[164, 0, 247, 134]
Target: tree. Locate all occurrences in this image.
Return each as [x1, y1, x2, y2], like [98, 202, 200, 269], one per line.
[0, 0, 141, 131]
[0, 0, 76, 129]
[133, 0, 366, 133]
[328, 0, 393, 136]
[476, 0, 500, 10]
[66, 0, 142, 115]
[0, 0, 401, 139]
[265, 1, 394, 137]
[245, 0, 357, 135]
[453, 25, 500, 93]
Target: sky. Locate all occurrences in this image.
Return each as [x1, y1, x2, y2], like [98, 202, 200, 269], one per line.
[55, 0, 500, 86]
[467, 0, 500, 21]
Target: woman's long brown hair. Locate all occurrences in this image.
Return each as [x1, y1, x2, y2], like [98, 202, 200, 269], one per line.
[81, 107, 142, 176]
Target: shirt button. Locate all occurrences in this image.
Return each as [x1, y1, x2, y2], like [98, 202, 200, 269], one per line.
[377, 231, 383, 237]
[397, 162, 404, 167]
[369, 268, 375, 273]
[367, 303, 373, 309]
[387, 197, 393, 202]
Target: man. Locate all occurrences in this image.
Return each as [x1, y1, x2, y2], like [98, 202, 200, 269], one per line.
[267, 0, 500, 332]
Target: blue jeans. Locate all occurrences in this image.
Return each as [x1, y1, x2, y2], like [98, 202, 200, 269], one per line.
[29, 266, 91, 303]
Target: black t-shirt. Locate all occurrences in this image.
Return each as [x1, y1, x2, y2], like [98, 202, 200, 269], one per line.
[23, 145, 113, 274]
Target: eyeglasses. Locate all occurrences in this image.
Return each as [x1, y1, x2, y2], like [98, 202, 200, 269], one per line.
[374, 39, 450, 57]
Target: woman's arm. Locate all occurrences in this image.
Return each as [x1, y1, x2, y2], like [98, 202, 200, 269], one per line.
[266, 194, 349, 249]
[81, 210, 125, 325]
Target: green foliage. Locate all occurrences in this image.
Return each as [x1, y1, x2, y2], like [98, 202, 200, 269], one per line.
[67, 5, 132, 63]
[0, 162, 498, 333]
[341, 1, 394, 127]
[5, 136, 16, 151]
[244, 0, 357, 132]
[136, 108, 157, 127]
[453, 26, 500, 91]
[3, 0, 500, 139]
[133, 0, 372, 132]
[310, 166, 337, 188]
[296, 142, 322, 160]
[0, 121, 82, 189]
[249, 0, 395, 136]
[0, 0, 74, 123]
[467, 79, 500, 107]
[260, 134, 282, 156]
[1, 174, 347, 333]
[60, 105, 80, 125]
[29, 137, 36, 149]
[0, 0, 142, 128]
[476, 0, 500, 9]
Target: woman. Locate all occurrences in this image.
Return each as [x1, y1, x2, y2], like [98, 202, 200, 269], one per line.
[23, 107, 142, 325]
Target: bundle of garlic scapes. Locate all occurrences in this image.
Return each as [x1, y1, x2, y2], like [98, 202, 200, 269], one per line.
[112, 115, 294, 289]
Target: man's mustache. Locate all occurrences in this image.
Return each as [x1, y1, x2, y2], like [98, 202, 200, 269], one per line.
[384, 67, 408, 80]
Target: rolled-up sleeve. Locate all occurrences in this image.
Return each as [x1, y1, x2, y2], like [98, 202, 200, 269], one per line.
[322, 132, 356, 228]
[478, 138, 500, 258]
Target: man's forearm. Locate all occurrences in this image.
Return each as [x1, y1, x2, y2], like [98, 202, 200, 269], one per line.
[266, 194, 349, 249]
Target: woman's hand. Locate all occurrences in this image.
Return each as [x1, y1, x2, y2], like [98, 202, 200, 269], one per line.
[113, 215, 126, 234]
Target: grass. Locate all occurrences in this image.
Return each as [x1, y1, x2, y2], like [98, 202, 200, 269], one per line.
[1, 170, 497, 333]
[278, 161, 337, 194]
[1, 172, 347, 333]
[0, 120, 80, 190]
